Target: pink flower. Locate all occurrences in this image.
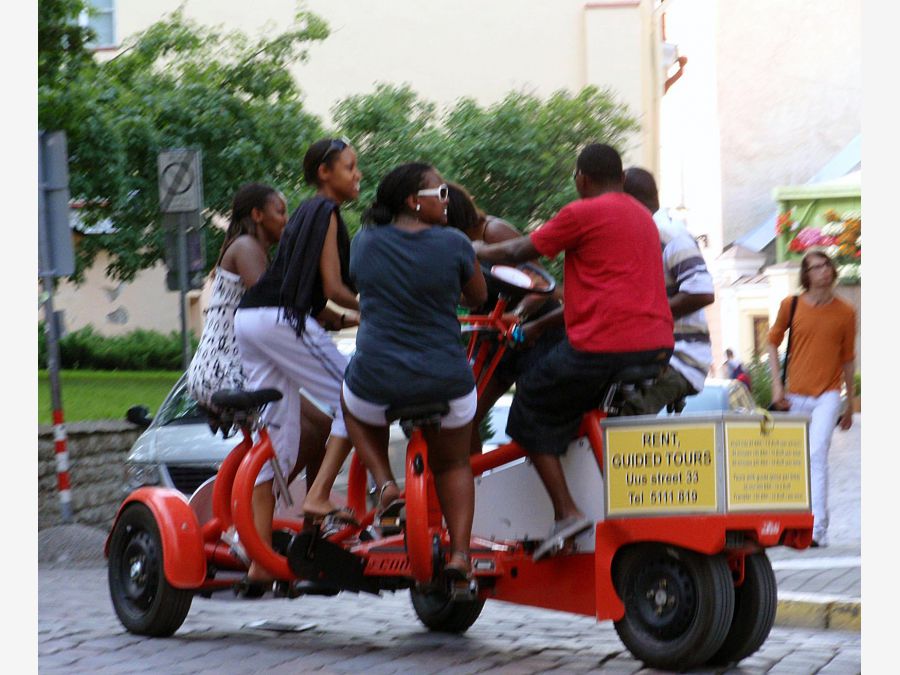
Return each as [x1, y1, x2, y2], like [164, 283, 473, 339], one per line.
[792, 227, 823, 250]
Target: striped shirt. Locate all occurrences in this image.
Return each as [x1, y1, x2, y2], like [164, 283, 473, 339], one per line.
[654, 210, 714, 392]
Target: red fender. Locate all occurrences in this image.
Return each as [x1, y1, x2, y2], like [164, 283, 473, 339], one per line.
[105, 487, 206, 589]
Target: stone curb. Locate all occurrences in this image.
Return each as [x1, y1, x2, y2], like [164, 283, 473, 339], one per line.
[775, 592, 861, 632]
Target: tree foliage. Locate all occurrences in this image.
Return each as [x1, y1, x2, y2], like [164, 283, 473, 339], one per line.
[39, 0, 96, 86]
[332, 83, 640, 235]
[39, 1, 329, 282]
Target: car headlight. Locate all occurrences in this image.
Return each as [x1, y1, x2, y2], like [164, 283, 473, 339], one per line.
[124, 461, 162, 491]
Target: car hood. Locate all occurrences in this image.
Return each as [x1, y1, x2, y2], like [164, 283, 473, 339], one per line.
[129, 423, 237, 464]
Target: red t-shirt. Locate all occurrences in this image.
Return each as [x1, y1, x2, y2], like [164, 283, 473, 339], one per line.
[530, 192, 673, 353]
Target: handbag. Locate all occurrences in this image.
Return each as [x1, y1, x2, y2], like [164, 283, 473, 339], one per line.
[768, 295, 799, 411]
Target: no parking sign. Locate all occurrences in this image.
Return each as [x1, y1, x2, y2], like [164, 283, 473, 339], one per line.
[158, 149, 203, 213]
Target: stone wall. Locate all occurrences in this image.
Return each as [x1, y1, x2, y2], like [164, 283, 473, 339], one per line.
[38, 421, 141, 531]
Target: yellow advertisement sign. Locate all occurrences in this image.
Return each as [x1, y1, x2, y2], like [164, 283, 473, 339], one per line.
[725, 421, 810, 511]
[605, 424, 718, 516]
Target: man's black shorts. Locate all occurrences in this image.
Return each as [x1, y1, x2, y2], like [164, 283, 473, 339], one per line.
[506, 338, 672, 456]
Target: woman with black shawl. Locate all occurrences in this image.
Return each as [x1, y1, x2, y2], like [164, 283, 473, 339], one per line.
[234, 138, 361, 590]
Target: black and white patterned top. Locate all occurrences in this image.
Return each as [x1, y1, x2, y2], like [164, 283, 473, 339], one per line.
[187, 267, 246, 410]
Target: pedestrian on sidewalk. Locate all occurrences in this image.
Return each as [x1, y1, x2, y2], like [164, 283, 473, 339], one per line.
[766, 250, 856, 548]
[724, 348, 752, 390]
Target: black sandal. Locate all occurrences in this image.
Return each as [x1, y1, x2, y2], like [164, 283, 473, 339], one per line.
[444, 551, 477, 600]
[304, 507, 360, 532]
[444, 551, 472, 582]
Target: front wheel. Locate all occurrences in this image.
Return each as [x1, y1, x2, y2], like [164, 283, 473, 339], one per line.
[613, 543, 734, 670]
[107, 503, 193, 636]
[410, 586, 485, 633]
[708, 552, 778, 666]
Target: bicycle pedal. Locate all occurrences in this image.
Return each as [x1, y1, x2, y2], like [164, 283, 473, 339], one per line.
[448, 578, 478, 602]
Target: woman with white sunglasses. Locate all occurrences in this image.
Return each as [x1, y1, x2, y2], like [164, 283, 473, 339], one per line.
[341, 162, 487, 585]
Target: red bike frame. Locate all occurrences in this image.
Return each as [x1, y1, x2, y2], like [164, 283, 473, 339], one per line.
[108, 276, 813, 621]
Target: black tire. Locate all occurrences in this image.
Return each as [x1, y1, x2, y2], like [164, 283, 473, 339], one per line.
[108, 503, 193, 636]
[410, 587, 485, 633]
[613, 544, 735, 670]
[708, 552, 777, 666]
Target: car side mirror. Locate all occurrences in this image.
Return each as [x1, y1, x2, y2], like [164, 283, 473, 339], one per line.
[126, 405, 153, 429]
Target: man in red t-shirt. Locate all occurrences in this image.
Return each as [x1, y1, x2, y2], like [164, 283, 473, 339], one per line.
[474, 144, 673, 559]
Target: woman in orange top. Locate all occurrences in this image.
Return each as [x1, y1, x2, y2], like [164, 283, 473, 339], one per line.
[766, 250, 856, 548]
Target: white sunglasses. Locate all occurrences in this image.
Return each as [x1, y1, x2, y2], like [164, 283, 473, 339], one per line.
[417, 184, 449, 202]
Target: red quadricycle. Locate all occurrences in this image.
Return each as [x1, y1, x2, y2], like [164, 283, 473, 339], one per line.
[105, 264, 813, 671]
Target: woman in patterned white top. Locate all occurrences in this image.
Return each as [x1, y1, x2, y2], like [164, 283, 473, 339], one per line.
[187, 183, 287, 428]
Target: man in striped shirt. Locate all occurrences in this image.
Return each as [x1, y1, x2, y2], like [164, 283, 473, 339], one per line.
[620, 168, 715, 415]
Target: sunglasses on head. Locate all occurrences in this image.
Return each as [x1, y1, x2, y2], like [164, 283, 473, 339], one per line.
[417, 184, 449, 202]
[319, 137, 351, 165]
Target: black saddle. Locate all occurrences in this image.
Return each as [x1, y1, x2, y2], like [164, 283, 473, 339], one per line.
[386, 401, 450, 437]
[210, 388, 283, 412]
[204, 388, 283, 437]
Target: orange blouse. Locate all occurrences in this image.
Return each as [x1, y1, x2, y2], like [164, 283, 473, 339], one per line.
[767, 295, 856, 397]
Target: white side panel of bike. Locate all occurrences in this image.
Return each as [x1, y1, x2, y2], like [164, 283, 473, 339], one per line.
[471, 437, 604, 552]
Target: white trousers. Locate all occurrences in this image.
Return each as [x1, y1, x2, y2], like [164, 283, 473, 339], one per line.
[235, 308, 349, 486]
[786, 390, 842, 540]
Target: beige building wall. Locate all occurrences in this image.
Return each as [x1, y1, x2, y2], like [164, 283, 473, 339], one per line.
[52, 252, 202, 337]
[658, 0, 860, 372]
[114, 0, 662, 169]
[714, 0, 861, 246]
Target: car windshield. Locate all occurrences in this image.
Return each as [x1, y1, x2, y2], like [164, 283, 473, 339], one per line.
[680, 386, 725, 413]
[152, 375, 205, 427]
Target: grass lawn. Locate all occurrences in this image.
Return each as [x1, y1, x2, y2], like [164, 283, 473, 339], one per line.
[38, 370, 182, 425]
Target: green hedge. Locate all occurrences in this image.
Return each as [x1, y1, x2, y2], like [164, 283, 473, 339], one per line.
[38, 323, 198, 371]
[746, 354, 774, 408]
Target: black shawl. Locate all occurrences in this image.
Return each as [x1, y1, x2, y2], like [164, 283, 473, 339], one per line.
[272, 195, 354, 336]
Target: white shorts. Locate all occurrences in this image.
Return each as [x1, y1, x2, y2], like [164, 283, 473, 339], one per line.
[342, 382, 477, 429]
[235, 308, 349, 486]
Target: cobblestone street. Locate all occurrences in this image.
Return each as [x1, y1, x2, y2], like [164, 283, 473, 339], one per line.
[39, 565, 860, 674]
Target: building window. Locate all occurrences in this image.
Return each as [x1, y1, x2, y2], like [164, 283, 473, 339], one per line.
[79, 0, 116, 49]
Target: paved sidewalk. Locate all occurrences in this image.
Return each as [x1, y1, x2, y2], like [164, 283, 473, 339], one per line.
[766, 413, 861, 632]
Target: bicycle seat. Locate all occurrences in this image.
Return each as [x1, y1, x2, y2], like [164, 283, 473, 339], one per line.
[385, 401, 450, 425]
[210, 388, 283, 412]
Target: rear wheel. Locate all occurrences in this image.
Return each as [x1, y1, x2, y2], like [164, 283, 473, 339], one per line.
[613, 544, 734, 670]
[708, 552, 777, 666]
[410, 586, 484, 633]
[108, 503, 193, 636]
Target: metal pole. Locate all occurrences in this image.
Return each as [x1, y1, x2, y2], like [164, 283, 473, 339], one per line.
[178, 212, 191, 370]
[38, 134, 73, 524]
